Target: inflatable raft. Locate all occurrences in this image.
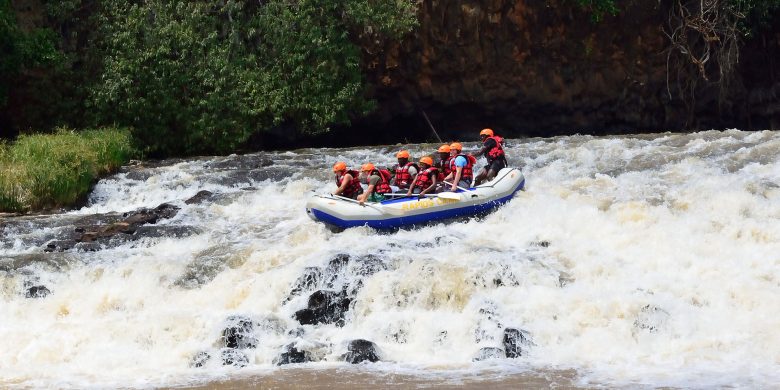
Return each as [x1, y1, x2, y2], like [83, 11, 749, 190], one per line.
[306, 167, 525, 230]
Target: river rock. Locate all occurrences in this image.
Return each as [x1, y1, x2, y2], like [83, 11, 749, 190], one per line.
[275, 342, 312, 365]
[342, 339, 380, 364]
[221, 315, 258, 349]
[473, 347, 505, 361]
[25, 285, 51, 298]
[122, 203, 179, 225]
[286, 267, 323, 301]
[220, 348, 249, 367]
[294, 290, 351, 326]
[503, 328, 533, 358]
[184, 190, 215, 205]
[190, 351, 211, 368]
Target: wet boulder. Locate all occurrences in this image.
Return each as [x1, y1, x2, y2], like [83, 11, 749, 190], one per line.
[44, 240, 76, 253]
[185, 190, 215, 205]
[473, 347, 505, 361]
[220, 348, 249, 367]
[221, 315, 258, 349]
[132, 225, 201, 239]
[274, 342, 312, 366]
[25, 285, 51, 298]
[324, 254, 350, 288]
[122, 203, 180, 226]
[342, 339, 380, 364]
[503, 328, 533, 358]
[286, 267, 322, 301]
[294, 290, 351, 327]
[190, 351, 211, 368]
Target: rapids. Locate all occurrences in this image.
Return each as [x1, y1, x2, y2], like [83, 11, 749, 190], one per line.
[1, 130, 779, 389]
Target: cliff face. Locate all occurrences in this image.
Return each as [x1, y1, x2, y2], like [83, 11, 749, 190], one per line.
[352, 0, 779, 141]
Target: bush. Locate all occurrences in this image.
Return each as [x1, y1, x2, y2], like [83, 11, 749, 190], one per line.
[0, 127, 135, 212]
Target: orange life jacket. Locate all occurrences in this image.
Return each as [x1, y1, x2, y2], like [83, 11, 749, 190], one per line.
[484, 135, 505, 161]
[449, 154, 476, 180]
[369, 169, 392, 194]
[394, 162, 418, 188]
[414, 167, 438, 191]
[335, 170, 363, 199]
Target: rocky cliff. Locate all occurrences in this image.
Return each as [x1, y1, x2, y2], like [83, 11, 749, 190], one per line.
[345, 0, 779, 143]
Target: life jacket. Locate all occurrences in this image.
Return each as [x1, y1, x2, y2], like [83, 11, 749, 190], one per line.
[436, 156, 452, 181]
[335, 170, 363, 199]
[448, 154, 476, 180]
[484, 135, 505, 161]
[414, 167, 438, 190]
[394, 162, 418, 188]
[369, 169, 392, 194]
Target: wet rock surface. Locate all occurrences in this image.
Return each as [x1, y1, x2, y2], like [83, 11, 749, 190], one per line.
[294, 290, 352, 327]
[220, 348, 249, 367]
[343, 339, 380, 364]
[24, 285, 51, 298]
[473, 347, 505, 361]
[275, 342, 312, 366]
[221, 315, 259, 349]
[503, 328, 534, 358]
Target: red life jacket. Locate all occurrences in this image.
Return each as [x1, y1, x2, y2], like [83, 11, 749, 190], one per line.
[394, 162, 418, 188]
[484, 135, 505, 161]
[369, 169, 392, 194]
[335, 170, 363, 199]
[414, 167, 438, 190]
[449, 154, 476, 180]
[436, 157, 452, 181]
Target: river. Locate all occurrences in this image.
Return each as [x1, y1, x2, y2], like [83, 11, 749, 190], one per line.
[1, 130, 779, 389]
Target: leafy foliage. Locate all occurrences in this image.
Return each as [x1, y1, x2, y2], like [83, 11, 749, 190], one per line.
[90, 0, 417, 156]
[567, 0, 621, 22]
[0, 0, 60, 106]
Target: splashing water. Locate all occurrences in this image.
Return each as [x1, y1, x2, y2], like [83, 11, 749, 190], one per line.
[1, 130, 779, 389]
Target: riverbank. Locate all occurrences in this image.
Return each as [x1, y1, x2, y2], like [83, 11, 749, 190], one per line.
[0, 128, 134, 213]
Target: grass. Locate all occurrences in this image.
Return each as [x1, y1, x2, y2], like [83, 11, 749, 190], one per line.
[0, 127, 135, 212]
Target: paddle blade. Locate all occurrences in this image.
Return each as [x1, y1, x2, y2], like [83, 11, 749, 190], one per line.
[436, 192, 461, 201]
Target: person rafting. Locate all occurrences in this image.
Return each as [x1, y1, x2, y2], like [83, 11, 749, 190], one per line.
[434, 144, 452, 182]
[473, 128, 507, 185]
[406, 157, 438, 197]
[443, 142, 476, 192]
[391, 150, 418, 192]
[332, 162, 363, 200]
[357, 163, 392, 204]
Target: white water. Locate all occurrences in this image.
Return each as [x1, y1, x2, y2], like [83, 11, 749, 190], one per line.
[1, 130, 779, 389]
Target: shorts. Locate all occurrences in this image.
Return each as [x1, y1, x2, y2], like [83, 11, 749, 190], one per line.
[485, 158, 507, 173]
[367, 192, 386, 202]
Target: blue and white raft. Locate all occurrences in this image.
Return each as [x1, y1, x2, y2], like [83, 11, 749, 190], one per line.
[306, 167, 525, 230]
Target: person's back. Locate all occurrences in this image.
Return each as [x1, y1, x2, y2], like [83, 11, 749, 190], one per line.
[332, 162, 363, 200]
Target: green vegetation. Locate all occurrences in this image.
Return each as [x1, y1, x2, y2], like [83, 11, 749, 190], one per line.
[89, 0, 417, 156]
[0, 128, 135, 212]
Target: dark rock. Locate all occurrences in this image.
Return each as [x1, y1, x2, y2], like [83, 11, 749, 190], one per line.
[275, 343, 312, 366]
[122, 203, 180, 225]
[221, 316, 258, 349]
[190, 351, 211, 368]
[294, 290, 351, 327]
[44, 240, 75, 252]
[324, 254, 350, 287]
[503, 328, 533, 358]
[350, 255, 386, 277]
[220, 348, 249, 367]
[74, 242, 102, 252]
[287, 327, 305, 338]
[132, 225, 201, 239]
[185, 190, 215, 205]
[343, 339, 380, 364]
[474, 303, 502, 343]
[287, 267, 322, 301]
[473, 347, 505, 361]
[25, 285, 51, 298]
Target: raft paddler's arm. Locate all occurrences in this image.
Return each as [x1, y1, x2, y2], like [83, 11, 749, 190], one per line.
[406, 175, 419, 196]
[334, 173, 351, 196]
[359, 183, 375, 205]
[451, 167, 463, 192]
[420, 175, 437, 196]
